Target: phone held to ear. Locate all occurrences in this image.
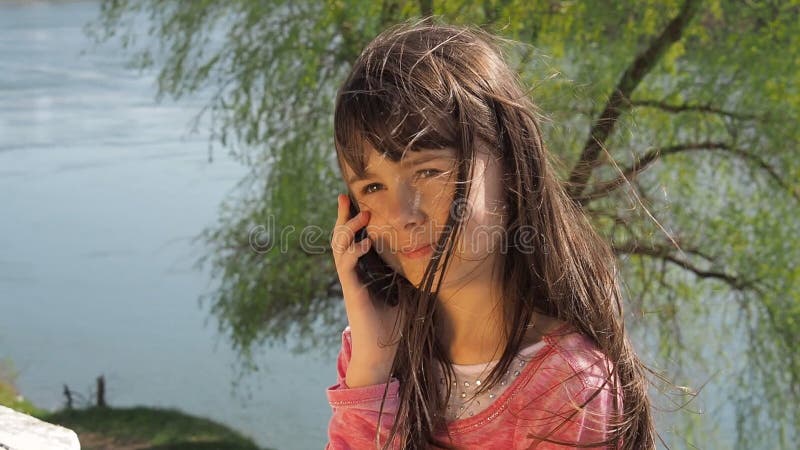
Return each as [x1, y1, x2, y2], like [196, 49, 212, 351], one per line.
[347, 193, 400, 306]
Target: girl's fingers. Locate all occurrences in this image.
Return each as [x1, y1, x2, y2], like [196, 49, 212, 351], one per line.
[356, 236, 372, 255]
[332, 215, 370, 255]
[334, 193, 348, 227]
[331, 194, 370, 256]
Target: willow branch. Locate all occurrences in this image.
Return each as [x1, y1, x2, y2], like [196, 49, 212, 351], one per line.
[566, 0, 702, 199]
[483, 0, 498, 23]
[482, 0, 513, 24]
[579, 141, 799, 203]
[579, 141, 727, 202]
[725, 147, 800, 202]
[614, 241, 753, 291]
[418, 0, 432, 17]
[378, 0, 400, 27]
[630, 99, 760, 121]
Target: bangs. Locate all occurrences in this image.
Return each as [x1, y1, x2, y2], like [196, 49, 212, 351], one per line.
[334, 77, 459, 175]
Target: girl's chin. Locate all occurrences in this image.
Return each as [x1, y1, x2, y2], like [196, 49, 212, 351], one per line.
[407, 270, 447, 292]
[374, 253, 447, 291]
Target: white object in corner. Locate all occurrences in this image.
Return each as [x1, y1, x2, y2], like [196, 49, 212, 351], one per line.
[0, 405, 80, 450]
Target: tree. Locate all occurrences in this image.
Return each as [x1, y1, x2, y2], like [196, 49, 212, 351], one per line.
[88, 1, 799, 448]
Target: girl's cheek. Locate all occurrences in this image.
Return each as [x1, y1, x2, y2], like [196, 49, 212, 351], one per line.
[365, 225, 378, 246]
[363, 224, 404, 273]
[421, 183, 454, 223]
[371, 237, 404, 275]
[365, 224, 388, 253]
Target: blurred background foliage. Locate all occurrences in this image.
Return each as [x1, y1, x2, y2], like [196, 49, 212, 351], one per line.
[88, 1, 798, 448]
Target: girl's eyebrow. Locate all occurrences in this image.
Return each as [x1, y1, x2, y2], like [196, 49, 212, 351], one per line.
[346, 152, 451, 184]
[404, 152, 450, 166]
[347, 170, 378, 185]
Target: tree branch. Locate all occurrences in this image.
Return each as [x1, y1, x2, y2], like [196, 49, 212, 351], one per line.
[482, 0, 512, 24]
[418, 0, 432, 17]
[630, 99, 760, 121]
[579, 141, 727, 202]
[566, 0, 702, 199]
[578, 141, 800, 203]
[614, 241, 753, 291]
[483, 0, 498, 24]
[724, 147, 800, 202]
[381, 0, 402, 28]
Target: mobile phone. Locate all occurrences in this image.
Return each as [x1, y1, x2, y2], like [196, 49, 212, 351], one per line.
[346, 194, 399, 306]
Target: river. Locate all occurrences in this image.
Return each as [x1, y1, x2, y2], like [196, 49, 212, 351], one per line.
[0, 1, 334, 448]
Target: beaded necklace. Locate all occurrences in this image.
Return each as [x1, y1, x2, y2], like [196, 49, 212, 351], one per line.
[438, 339, 546, 421]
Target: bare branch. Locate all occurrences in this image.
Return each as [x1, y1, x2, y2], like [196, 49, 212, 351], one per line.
[630, 99, 760, 121]
[580, 141, 728, 202]
[614, 241, 753, 291]
[482, 0, 512, 24]
[578, 141, 800, 203]
[418, 0, 432, 17]
[566, 0, 702, 199]
[725, 147, 800, 202]
[380, 1, 403, 28]
[483, 0, 498, 24]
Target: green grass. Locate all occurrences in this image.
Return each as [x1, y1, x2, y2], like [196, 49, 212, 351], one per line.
[45, 407, 266, 450]
[0, 358, 268, 449]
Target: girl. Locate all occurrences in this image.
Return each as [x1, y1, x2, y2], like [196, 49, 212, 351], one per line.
[328, 21, 655, 449]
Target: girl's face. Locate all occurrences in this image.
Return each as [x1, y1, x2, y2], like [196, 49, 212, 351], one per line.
[344, 142, 507, 289]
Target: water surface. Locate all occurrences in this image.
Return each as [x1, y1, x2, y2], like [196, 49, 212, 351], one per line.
[0, 2, 334, 448]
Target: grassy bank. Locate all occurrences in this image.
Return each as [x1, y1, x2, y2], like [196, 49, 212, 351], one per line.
[45, 407, 265, 450]
[0, 362, 267, 450]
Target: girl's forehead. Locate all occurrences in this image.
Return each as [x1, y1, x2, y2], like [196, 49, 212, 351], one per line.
[342, 144, 459, 184]
[353, 140, 455, 164]
[366, 146, 457, 168]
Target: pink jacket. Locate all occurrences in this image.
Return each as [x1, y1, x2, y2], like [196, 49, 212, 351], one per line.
[327, 325, 619, 449]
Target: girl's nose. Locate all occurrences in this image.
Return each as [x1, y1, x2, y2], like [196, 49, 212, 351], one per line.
[388, 184, 427, 231]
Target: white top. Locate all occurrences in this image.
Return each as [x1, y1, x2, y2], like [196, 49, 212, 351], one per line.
[437, 339, 547, 421]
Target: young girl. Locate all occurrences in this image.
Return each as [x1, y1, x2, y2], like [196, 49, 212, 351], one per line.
[327, 21, 654, 449]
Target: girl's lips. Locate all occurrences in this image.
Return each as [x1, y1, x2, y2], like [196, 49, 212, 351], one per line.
[400, 244, 433, 259]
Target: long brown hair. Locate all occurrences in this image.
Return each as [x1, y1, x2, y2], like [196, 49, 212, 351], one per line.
[333, 20, 655, 449]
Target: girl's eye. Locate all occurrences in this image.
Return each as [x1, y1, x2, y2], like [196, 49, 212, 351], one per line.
[361, 183, 383, 195]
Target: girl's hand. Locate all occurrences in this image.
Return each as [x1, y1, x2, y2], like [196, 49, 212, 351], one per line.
[331, 194, 400, 388]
